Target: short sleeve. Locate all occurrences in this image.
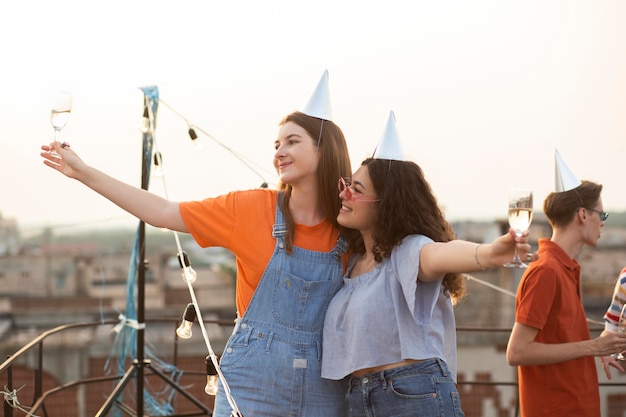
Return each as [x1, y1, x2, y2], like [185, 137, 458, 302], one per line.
[516, 266, 558, 331]
[390, 235, 440, 320]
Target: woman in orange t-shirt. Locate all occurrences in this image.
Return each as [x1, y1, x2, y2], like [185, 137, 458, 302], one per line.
[41, 108, 354, 417]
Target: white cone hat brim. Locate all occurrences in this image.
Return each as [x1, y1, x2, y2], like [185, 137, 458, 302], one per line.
[554, 149, 581, 192]
[372, 111, 405, 161]
[300, 69, 333, 121]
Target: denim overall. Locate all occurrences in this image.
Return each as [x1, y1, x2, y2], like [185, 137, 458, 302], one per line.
[212, 194, 349, 417]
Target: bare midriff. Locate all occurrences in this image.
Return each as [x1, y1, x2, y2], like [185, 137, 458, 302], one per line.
[351, 358, 425, 378]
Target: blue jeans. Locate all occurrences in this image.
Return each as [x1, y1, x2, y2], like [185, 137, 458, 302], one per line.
[346, 359, 464, 417]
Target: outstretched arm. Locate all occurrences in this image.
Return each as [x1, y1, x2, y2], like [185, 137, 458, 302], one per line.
[41, 141, 188, 232]
[419, 228, 532, 281]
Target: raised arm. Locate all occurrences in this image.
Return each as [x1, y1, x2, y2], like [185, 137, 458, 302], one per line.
[41, 141, 188, 232]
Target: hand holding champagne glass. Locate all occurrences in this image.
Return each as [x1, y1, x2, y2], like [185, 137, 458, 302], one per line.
[612, 304, 626, 361]
[49, 91, 73, 156]
[504, 188, 533, 268]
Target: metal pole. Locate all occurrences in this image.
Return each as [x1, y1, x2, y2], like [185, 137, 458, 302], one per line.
[135, 95, 152, 417]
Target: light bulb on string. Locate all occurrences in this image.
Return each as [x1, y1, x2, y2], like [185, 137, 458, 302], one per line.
[205, 355, 218, 395]
[153, 152, 163, 178]
[177, 251, 197, 283]
[188, 126, 204, 152]
[175, 303, 196, 339]
[158, 99, 272, 194]
[139, 106, 151, 133]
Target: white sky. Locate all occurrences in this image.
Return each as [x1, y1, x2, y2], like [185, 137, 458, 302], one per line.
[1, 1, 625, 234]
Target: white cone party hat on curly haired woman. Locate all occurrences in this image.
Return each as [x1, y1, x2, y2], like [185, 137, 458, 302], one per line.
[372, 110, 405, 161]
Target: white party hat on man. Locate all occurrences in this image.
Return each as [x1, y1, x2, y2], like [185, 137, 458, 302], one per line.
[300, 69, 333, 121]
[372, 111, 405, 160]
[554, 149, 581, 192]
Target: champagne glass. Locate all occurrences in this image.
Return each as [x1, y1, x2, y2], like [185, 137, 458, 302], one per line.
[49, 91, 73, 156]
[612, 303, 626, 361]
[503, 188, 533, 268]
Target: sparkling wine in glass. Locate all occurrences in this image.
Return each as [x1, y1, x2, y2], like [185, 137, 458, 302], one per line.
[49, 91, 73, 156]
[503, 188, 533, 268]
[612, 303, 626, 361]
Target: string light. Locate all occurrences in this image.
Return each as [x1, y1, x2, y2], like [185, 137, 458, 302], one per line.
[188, 126, 205, 152]
[142, 92, 245, 417]
[204, 355, 218, 395]
[139, 106, 151, 133]
[156, 98, 275, 186]
[177, 251, 197, 283]
[153, 152, 163, 178]
[175, 303, 196, 339]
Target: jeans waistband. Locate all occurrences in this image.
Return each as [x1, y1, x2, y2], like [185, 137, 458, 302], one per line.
[348, 358, 448, 388]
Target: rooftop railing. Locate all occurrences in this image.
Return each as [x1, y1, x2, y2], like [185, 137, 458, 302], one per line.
[1, 321, 625, 417]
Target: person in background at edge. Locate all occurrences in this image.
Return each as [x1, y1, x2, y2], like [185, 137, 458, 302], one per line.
[599, 266, 626, 379]
[41, 71, 356, 417]
[506, 149, 626, 417]
[322, 111, 533, 417]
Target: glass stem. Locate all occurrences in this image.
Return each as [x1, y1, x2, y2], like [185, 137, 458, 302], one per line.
[512, 232, 523, 262]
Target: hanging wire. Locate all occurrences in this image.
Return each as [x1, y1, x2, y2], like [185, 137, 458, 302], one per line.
[148, 99, 243, 416]
[158, 98, 274, 188]
[464, 273, 605, 326]
[1, 385, 39, 417]
[464, 274, 516, 298]
[104, 92, 183, 416]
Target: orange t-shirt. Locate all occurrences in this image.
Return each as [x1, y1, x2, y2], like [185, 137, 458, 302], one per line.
[515, 238, 600, 417]
[179, 189, 343, 316]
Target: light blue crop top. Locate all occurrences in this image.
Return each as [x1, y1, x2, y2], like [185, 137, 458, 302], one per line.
[321, 234, 457, 381]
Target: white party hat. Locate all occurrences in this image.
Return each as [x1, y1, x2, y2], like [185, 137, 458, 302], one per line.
[554, 149, 581, 192]
[300, 69, 333, 121]
[372, 111, 405, 160]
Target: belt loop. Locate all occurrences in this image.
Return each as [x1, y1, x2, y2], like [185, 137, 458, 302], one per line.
[265, 331, 275, 352]
[436, 358, 448, 377]
[243, 324, 253, 345]
[379, 371, 388, 390]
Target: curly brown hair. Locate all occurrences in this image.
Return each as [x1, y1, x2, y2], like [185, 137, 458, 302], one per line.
[346, 158, 466, 300]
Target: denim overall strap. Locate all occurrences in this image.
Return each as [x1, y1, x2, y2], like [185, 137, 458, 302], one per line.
[212, 192, 349, 417]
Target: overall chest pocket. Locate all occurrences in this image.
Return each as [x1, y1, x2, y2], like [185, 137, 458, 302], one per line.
[271, 270, 341, 332]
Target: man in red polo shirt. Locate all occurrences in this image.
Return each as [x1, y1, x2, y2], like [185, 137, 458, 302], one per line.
[506, 150, 626, 417]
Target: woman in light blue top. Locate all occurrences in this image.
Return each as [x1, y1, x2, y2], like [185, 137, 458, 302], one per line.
[322, 157, 532, 417]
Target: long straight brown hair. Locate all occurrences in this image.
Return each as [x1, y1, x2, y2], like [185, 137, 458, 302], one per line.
[276, 111, 354, 252]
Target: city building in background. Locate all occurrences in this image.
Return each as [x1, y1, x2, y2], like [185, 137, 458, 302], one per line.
[1, 212, 626, 416]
